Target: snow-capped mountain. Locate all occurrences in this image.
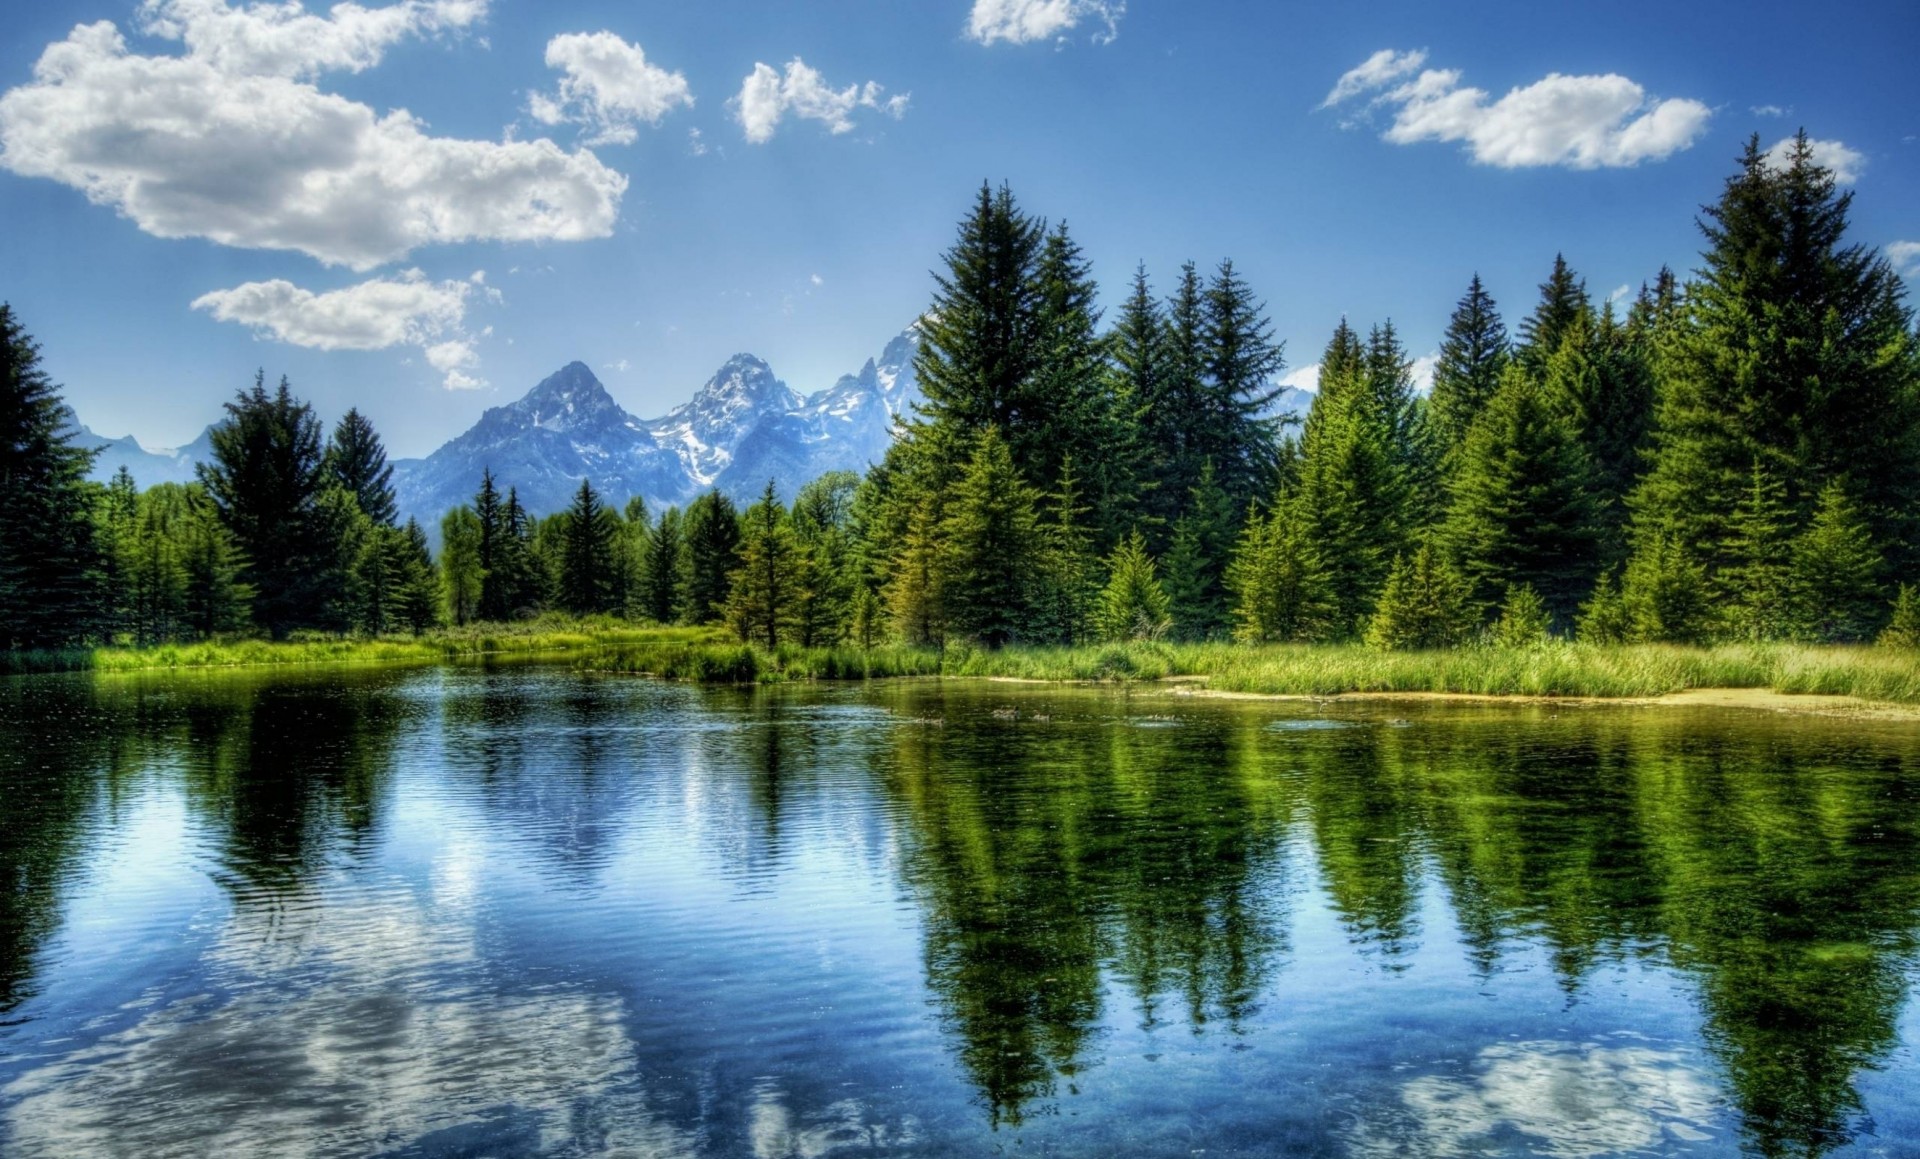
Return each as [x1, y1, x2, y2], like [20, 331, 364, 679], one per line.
[69, 412, 213, 488]
[390, 326, 924, 528]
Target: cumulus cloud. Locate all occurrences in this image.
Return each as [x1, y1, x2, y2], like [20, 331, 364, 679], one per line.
[966, 0, 1124, 45]
[529, 30, 692, 146]
[192, 269, 495, 388]
[0, 1, 626, 269]
[1889, 241, 1920, 279]
[732, 58, 908, 144]
[1323, 50, 1712, 169]
[1764, 135, 1867, 185]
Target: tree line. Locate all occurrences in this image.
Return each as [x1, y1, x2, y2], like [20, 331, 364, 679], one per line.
[5, 132, 1918, 654]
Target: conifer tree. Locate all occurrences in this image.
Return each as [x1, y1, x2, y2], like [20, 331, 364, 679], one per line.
[1096, 531, 1172, 641]
[122, 483, 189, 645]
[1538, 306, 1654, 565]
[94, 466, 140, 641]
[1227, 501, 1334, 643]
[198, 372, 335, 638]
[1576, 571, 1631, 645]
[472, 470, 511, 621]
[1721, 458, 1796, 640]
[1364, 544, 1475, 651]
[1199, 259, 1287, 511]
[1441, 365, 1601, 626]
[887, 501, 948, 647]
[1629, 134, 1920, 574]
[1491, 584, 1552, 648]
[0, 304, 101, 649]
[1112, 265, 1175, 538]
[727, 481, 810, 648]
[1029, 222, 1132, 536]
[178, 485, 249, 638]
[1620, 535, 1714, 643]
[638, 506, 686, 624]
[1144, 261, 1211, 547]
[558, 478, 620, 615]
[1428, 275, 1510, 471]
[326, 408, 397, 526]
[493, 488, 547, 617]
[1365, 321, 1440, 528]
[790, 472, 859, 646]
[941, 426, 1043, 646]
[683, 490, 742, 624]
[1880, 586, 1920, 649]
[1160, 462, 1236, 639]
[1787, 483, 1884, 642]
[1030, 457, 1099, 644]
[1516, 254, 1591, 370]
[394, 518, 440, 633]
[440, 507, 483, 626]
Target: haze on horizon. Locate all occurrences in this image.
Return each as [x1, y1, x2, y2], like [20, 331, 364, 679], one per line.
[0, 0, 1914, 457]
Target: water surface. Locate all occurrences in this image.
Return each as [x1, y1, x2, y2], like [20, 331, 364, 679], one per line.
[3, 665, 1920, 1157]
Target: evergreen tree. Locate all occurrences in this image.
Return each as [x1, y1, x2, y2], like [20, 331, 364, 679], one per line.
[1095, 531, 1172, 642]
[1620, 535, 1715, 643]
[1029, 221, 1131, 536]
[727, 481, 811, 648]
[198, 372, 336, 638]
[1629, 134, 1920, 575]
[1441, 365, 1602, 626]
[851, 583, 884, 649]
[1576, 571, 1632, 645]
[558, 478, 621, 615]
[1160, 461, 1236, 639]
[1026, 456, 1099, 645]
[173, 485, 249, 638]
[1721, 458, 1796, 640]
[1198, 259, 1287, 511]
[326, 408, 397, 526]
[616, 496, 650, 618]
[473, 469, 510, 620]
[1539, 305, 1654, 566]
[492, 488, 547, 617]
[122, 483, 189, 646]
[1365, 320, 1440, 528]
[791, 472, 859, 646]
[941, 426, 1043, 646]
[683, 490, 742, 624]
[1428, 274, 1510, 472]
[1879, 585, 1920, 649]
[1787, 483, 1884, 642]
[1227, 500, 1334, 643]
[394, 518, 440, 633]
[1113, 265, 1177, 541]
[0, 304, 101, 649]
[1516, 254, 1591, 369]
[1491, 583, 1552, 648]
[1144, 261, 1211, 549]
[887, 501, 948, 647]
[1364, 544, 1476, 651]
[440, 507, 483, 626]
[94, 466, 140, 641]
[639, 506, 686, 624]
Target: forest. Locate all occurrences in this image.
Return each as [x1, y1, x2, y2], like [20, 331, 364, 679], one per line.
[5, 134, 1919, 662]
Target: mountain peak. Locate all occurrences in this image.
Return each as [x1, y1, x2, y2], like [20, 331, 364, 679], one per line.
[509, 361, 623, 434]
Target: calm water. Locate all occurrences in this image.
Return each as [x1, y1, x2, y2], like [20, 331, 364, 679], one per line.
[4, 666, 1920, 1158]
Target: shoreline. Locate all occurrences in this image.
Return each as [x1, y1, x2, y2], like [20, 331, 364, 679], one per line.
[1141, 682, 1920, 720]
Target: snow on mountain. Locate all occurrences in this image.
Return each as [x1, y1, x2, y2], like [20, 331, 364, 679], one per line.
[67, 409, 212, 488]
[392, 361, 685, 529]
[643, 354, 801, 487]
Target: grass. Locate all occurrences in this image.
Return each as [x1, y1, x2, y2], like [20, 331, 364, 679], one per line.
[11, 623, 1920, 706]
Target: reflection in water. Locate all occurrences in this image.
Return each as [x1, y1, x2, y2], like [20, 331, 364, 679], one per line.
[2, 671, 1920, 1156]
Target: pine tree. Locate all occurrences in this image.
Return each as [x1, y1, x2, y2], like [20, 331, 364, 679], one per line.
[941, 426, 1044, 646]
[1227, 500, 1334, 643]
[1620, 535, 1715, 643]
[1576, 571, 1631, 645]
[473, 469, 510, 620]
[1721, 458, 1796, 640]
[639, 506, 686, 624]
[1113, 265, 1176, 541]
[0, 304, 100, 649]
[197, 372, 335, 638]
[791, 472, 859, 646]
[1096, 531, 1172, 641]
[1491, 583, 1552, 648]
[94, 466, 140, 641]
[1787, 483, 1884, 642]
[440, 507, 483, 626]
[1144, 260, 1211, 549]
[1516, 254, 1591, 370]
[493, 489, 547, 617]
[887, 501, 947, 647]
[1160, 461, 1236, 639]
[558, 478, 620, 615]
[1629, 134, 1920, 575]
[1428, 275, 1510, 472]
[1364, 320, 1440, 529]
[394, 518, 440, 633]
[683, 490, 742, 624]
[123, 483, 189, 645]
[1880, 585, 1920, 649]
[326, 408, 397, 526]
[1441, 365, 1601, 626]
[179, 484, 249, 638]
[1028, 221, 1131, 534]
[1364, 544, 1476, 651]
[1030, 457, 1098, 645]
[727, 481, 811, 648]
[1539, 305, 1654, 566]
[1198, 259, 1287, 512]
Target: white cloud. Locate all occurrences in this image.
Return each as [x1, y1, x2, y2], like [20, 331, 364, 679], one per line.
[810, 273, 824, 287]
[1764, 135, 1867, 185]
[966, 0, 1123, 45]
[732, 59, 908, 144]
[1323, 50, 1711, 169]
[0, 1, 627, 270]
[1278, 364, 1320, 393]
[1751, 104, 1788, 118]
[1409, 350, 1440, 395]
[1889, 241, 1920, 278]
[191, 269, 491, 389]
[529, 31, 692, 147]
[1321, 48, 1427, 109]
[687, 127, 708, 156]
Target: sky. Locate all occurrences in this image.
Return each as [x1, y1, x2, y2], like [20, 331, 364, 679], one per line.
[1, 0, 1916, 459]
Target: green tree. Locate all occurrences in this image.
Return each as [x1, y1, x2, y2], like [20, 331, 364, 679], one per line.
[325, 408, 397, 526]
[726, 481, 811, 648]
[1095, 531, 1172, 641]
[1030, 221, 1132, 537]
[1515, 254, 1591, 370]
[1198, 259, 1287, 512]
[1620, 535, 1715, 644]
[1787, 483, 1884, 643]
[1721, 458, 1796, 640]
[198, 372, 337, 638]
[791, 472, 859, 646]
[1880, 585, 1920, 648]
[1491, 583, 1552, 648]
[1576, 571, 1632, 645]
[440, 506, 483, 626]
[1364, 544, 1476, 651]
[1112, 265, 1177, 542]
[1160, 461, 1237, 639]
[886, 501, 948, 647]
[683, 490, 742, 624]
[557, 478, 621, 615]
[1226, 500, 1334, 643]
[1428, 274, 1510, 473]
[0, 304, 101, 649]
[638, 506, 686, 624]
[94, 466, 140, 641]
[393, 518, 440, 633]
[942, 426, 1044, 646]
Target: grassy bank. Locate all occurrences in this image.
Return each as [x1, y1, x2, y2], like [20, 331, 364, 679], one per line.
[3, 619, 723, 676]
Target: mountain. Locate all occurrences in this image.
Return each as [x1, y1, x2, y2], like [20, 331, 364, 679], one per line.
[391, 361, 686, 528]
[390, 327, 925, 528]
[68, 411, 212, 488]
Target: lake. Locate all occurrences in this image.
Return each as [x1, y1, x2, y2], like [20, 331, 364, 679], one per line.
[3, 664, 1919, 1157]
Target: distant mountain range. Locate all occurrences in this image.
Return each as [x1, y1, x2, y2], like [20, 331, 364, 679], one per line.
[77, 323, 1316, 528]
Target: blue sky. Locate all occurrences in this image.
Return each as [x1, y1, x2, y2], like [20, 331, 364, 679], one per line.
[2, 0, 1916, 457]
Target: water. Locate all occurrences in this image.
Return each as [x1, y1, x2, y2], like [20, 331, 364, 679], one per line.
[3, 665, 1920, 1158]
